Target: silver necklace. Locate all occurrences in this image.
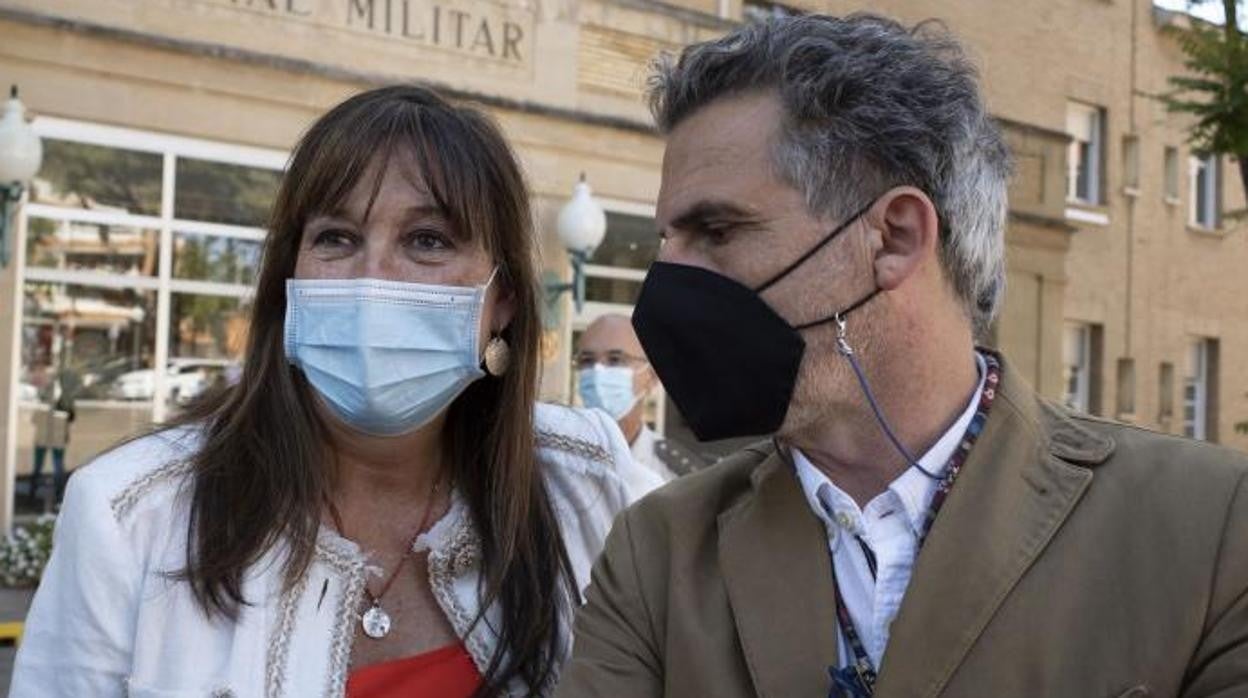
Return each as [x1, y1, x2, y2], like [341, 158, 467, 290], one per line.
[327, 477, 441, 640]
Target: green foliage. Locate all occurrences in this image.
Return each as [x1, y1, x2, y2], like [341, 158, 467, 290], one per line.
[37, 140, 163, 215]
[172, 237, 248, 357]
[174, 158, 280, 228]
[1163, 2, 1248, 444]
[1164, 22, 1248, 158]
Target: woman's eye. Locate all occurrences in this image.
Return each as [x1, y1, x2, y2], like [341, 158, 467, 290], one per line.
[311, 229, 357, 249]
[409, 230, 452, 251]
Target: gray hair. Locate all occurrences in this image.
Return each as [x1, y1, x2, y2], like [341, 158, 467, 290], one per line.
[648, 14, 1011, 336]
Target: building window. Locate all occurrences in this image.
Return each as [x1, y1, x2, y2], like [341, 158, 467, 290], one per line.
[1190, 153, 1220, 229]
[1062, 322, 1103, 415]
[14, 116, 285, 510]
[1183, 339, 1210, 440]
[1158, 361, 1175, 429]
[34, 139, 163, 216]
[1115, 357, 1136, 418]
[571, 204, 666, 431]
[582, 208, 659, 308]
[1164, 147, 1180, 202]
[174, 157, 281, 228]
[24, 216, 160, 276]
[1121, 135, 1140, 194]
[1063, 323, 1093, 412]
[1066, 102, 1105, 205]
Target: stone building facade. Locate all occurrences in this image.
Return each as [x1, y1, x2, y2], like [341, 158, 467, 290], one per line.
[0, 0, 1243, 529]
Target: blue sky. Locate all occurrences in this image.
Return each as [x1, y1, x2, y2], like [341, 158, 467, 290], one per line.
[1153, 0, 1247, 25]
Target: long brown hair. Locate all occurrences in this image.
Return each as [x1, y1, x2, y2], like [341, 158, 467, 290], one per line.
[172, 85, 575, 695]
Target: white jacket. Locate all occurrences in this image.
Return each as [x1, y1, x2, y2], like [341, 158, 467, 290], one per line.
[10, 403, 662, 698]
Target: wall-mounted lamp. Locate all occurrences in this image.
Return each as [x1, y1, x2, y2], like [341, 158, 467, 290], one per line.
[546, 173, 606, 313]
[0, 86, 42, 268]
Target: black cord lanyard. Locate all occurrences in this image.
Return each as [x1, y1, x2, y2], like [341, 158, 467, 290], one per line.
[826, 353, 1002, 698]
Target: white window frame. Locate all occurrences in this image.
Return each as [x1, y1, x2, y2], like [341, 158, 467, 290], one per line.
[1066, 102, 1104, 206]
[1184, 339, 1209, 441]
[1189, 153, 1220, 229]
[12, 117, 283, 424]
[1062, 323, 1092, 413]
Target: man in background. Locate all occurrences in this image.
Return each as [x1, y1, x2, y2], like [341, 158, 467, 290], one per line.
[576, 314, 708, 481]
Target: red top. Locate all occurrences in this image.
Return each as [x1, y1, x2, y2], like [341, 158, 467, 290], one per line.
[346, 643, 483, 698]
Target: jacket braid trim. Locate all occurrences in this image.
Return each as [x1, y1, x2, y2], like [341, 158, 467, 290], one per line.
[109, 459, 192, 522]
[315, 540, 369, 698]
[265, 573, 309, 697]
[536, 430, 611, 467]
[427, 511, 489, 675]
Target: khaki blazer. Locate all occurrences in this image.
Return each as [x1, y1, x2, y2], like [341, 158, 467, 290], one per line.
[557, 359, 1248, 697]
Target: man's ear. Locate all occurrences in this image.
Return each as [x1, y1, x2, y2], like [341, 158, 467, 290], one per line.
[868, 186, 941, 292]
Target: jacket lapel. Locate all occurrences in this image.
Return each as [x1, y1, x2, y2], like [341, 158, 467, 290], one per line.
[718, 449, 840, 698]
[872, 362, 1108, 697]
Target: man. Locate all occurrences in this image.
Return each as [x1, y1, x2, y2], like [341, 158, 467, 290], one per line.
[576, 313, 709, 481]
[557, 14, 1248, 698]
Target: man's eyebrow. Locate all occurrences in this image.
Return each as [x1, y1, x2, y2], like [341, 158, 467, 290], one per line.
[667, 199, 761, 232]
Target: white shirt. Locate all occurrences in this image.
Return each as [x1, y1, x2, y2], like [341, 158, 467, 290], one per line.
[630, 424, 679, 482]
[793, 354, 987, 670]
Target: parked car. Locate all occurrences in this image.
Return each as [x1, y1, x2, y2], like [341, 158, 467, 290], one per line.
[110, 359, 235, 405]
[78, 356, 146, 399]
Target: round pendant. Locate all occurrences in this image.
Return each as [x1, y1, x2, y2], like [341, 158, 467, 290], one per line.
[361, 604, 392, 639]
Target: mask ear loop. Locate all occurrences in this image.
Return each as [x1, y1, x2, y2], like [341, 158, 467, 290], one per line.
[835, 314, 943, 482]
[624, 361, 656, 417]
[483, 265, 501, 291]
[755, 200, 878, 294]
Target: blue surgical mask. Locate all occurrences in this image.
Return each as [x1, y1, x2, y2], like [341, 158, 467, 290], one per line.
[578, 365, 639, 419]
[284, 273, 494, 436]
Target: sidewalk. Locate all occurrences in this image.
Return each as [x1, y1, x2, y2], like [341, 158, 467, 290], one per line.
[0, 587, 35, 694]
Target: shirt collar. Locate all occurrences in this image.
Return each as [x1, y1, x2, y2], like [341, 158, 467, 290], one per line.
[793, 352, 988, 539]
[631, 424, 658, 461]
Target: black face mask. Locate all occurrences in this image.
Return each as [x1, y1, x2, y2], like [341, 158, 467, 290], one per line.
[632, 201, 879, 442]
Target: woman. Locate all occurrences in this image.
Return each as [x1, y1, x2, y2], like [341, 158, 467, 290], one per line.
[11, 85, 661, 697]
